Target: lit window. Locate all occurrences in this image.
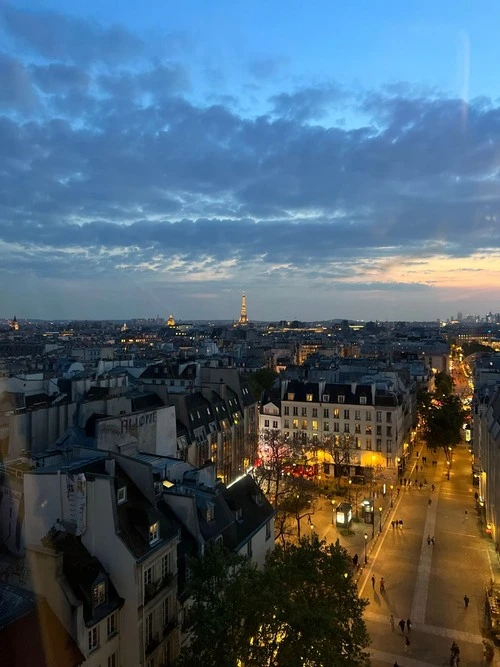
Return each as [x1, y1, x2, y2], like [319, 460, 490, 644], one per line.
[93, 582, 106, 607]
[293, 419, 299, 429]
[301, 420, 307, 430]
[117, 486, 127, 504]
[88, 627, 99, 652]
[306, 394, 313, 402]
[312, 420, 318, 431]
[149, 522, 159, 545]
[333, 408, 339, 419]
[288, 393, 295, 400]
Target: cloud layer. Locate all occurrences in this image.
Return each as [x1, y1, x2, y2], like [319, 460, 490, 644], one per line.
[1, 3, 500, 319]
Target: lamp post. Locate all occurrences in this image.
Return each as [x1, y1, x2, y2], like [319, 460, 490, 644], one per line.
[379, 506, 383, 533]
[364, 533, 368, 564]
[331, 499, 335, 524]
[372, 503, 375, 539]
[447, 460, 451, 480]
[390, 484, 394, 508]
[348, 478, 352, 503]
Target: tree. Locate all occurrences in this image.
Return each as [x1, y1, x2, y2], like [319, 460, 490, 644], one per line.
[434, 371, 453, 397]
[417, 387, 432, 420]
[177, 545, 258, 667]
[247, 368, 278, 400]
[423, 395, 465, 454]
[246, 538, 370, 667]
[254, 429, 302, 509]
[278, 476, 317, 541]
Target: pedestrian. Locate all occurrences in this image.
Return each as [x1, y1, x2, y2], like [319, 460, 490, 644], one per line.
[431, 536, 435, 545]
[404, 636, 411, 653]
[474, 491, 479, 501]
[431, 483, 435, 492]
[406, 618, 412, 632]
[380, 577, 385, 593]
[403, 477, 407, 486]
[399, 519, 403, 529]
[397, 487, 400, 495]
[353, 553, 359, 568]
[427, 534, 431, 545]
[394, 663, 399, 667]
[465, 509, 468, 519]
[464, 594, 469, 608]
[371, 575, 375, 589]
[390, 614, 395, 632]
[419, 483, 423, 490]
[428, 498, 432, 507]
[391, 520, 394, 529]
[399, 618, 405, 634]
[415, 478, 418, 486]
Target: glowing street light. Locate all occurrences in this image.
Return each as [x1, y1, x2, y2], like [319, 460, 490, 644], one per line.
[364, 533, 368, 564]
[348, 478, 352, 503]
[447, 460, 451, 480]
[379, 506, 383, 533]
[390, 484, 394, 508]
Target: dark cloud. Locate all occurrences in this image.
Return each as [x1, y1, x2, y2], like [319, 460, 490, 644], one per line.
[0, 52, 38, 111]
[31, 63, 89, 93]
[269, 84, 346, 121]
[1, 3, 143, 64]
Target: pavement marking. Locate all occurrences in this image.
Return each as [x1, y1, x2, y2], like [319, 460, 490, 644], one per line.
[365, 609, 484, 645]
[369, 647, 439, 666]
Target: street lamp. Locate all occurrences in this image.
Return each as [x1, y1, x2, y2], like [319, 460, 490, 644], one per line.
[331, 499, 335, 524]
[379, 506, 383, 533]
[447, 460, 451, 480]
[364, 533, 368, 564]
[348, 478, 352, 503]
[390, 484, 394, 508]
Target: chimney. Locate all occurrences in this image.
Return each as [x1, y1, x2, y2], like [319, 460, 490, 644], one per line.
[281, 378, 289, 399]
[351, 382, 357, 396]
[371, 383, 376, 406]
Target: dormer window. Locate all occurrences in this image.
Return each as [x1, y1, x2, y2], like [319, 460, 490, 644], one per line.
[117, 486, 127, 504]
[322, 394, 330, 402]
[93, 581, 106, 607]
[338, 395, 345, 403]
[206, 505, 215, 522]
[288, 393, 295, 400]
[360, 396, 367, 405]
[149, 522, 159, 545]
[306, 394, 313, 402]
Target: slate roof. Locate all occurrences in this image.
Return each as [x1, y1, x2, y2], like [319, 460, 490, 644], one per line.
[0, 584, 84, 667]
[222, 475, 275, 551]
[131, 392, 165, 412]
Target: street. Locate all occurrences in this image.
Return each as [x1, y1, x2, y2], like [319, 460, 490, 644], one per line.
[314, 443, 498, 665]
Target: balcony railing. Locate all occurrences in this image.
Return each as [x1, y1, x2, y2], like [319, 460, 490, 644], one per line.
[144, 573, 175, 605]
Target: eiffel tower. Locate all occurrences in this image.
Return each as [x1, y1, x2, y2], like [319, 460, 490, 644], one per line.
[238, 292, 249, 326]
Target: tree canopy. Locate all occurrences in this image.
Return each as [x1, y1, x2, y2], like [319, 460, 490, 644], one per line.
[423, 394, 465, 452]
[178, 539, 370, 667]
[434, 371, 453, 397]
[247, 368, 278, 400]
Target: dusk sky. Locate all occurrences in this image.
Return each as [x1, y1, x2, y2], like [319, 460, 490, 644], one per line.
[2, 1, 500, 321]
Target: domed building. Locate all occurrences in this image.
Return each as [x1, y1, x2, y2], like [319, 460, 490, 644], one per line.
[167, 314, 176, 328]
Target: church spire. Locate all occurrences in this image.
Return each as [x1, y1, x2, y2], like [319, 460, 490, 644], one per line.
[238, 292, 249, 326]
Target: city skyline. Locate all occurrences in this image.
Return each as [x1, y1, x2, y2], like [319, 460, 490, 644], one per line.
[2, 2, 500, 320]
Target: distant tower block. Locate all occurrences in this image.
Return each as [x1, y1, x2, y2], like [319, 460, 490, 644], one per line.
[167, 314, 176, 327]
[238, 293, 249, 326]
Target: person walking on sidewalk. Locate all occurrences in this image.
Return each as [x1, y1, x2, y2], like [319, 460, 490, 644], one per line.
[371, 575, 375, 589]
[380, 577, 385, 593]
[464, 594, 469, 608]
[390, 614, 395, 632]
[399, 618, 405, 634]
[406, 618, 412, 632]
[404, 636, 411, 654]
[427, 534, 431, 545]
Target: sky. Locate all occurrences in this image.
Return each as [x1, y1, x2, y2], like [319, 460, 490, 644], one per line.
[2, 1, 500, 321]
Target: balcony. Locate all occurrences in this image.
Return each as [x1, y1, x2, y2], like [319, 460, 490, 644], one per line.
[146, 633, 160, 656]
[144, 573, 175, 605]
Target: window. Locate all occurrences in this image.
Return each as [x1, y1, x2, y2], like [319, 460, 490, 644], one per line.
[324, 421, 329, 432]
[301, 407, 307, 416]
[108, 653, 117, 667]
[376, 425, 382, 436]
[386, 439, 392, 452]
[144, 566, 153, 587]
[247, 539, 252, 557]
[338, 395, 345, 403]
[355, 437, 361, 448]
[386, 412, 392, 423]
[149, 522, 159, 545]
[265, 520, 272, 541]
[301, 420, 307, 430]
[288, 393, 295, 400]
[376, 439, 382, 451]
[322, 394, 330, 402]
[333, 408, 339, 419]
[360, 395, 367, 405]
[386, 426, 392, 437]
[293, 419, 298, 429]
[366, 438, 372, 450]
[376, 411, 382, 422]
[117, 486, 127, 504]
[88, 627, 99, 653]
[312, 420, 318, 431]
[293, 407, 298, 416]
[264, 419, 269, 427]
[344, 423, 350, 433]
[387, 456, 394, 468]
[93, 581, 106, 607]
[312, 408, 317, 418]
[306, 394, 313, 402]
[333, 422, 340, 432]
[354, 410, 361, 420]
[272, 420, 278, 428]
[284, 406, 289, 415]
[366, 411, 372, 421]
[343, 409, 349, 420]
[284, 418, 289, 428]
[107, 613, 117, 638]
[323, 408, 329, 418]
[145, 612, 153, 643]
[163, 596, 172, 626]
[366, 425, 372, 435]
[355, 423, 361, 434]
[161, 552, 172, 579]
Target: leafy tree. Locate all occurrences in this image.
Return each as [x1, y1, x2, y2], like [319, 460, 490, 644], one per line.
[247, 368, 278, 400]
[177, 546, 258, 667]
[462, 341, 492, 357]
[246, 538, 370, 667]
[423, 394, 465, 453]
[434, 371, 453, 397]
[253, 429, 302, 509]
[178, 540, 370, 667]
[278, 476, 317, 540]
[417, 387, 432, 420]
